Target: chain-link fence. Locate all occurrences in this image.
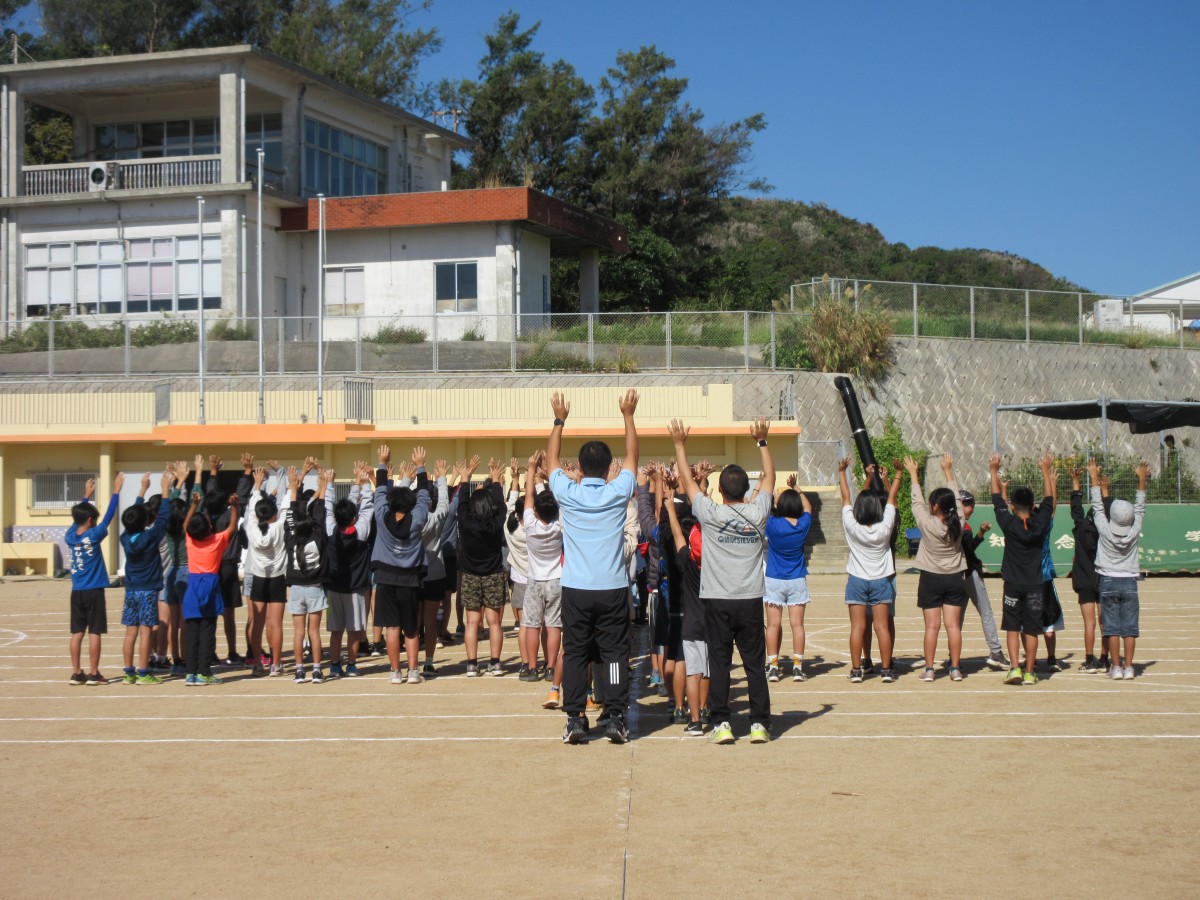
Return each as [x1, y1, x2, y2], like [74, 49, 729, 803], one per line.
[794, 277, 1200, 349]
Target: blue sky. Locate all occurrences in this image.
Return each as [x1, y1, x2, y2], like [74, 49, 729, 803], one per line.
[11, 0, 1197, 294]
[413, 0, 1199, 294]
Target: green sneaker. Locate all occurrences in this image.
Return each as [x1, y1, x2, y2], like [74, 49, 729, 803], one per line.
[121, 671, 137, 685]
[1004, 667, 1023, 685]
[197, 674, 223, 685]
[1022, 671, 1039, 686]
[708, 721, 735, 745]
[135, 672, 163, 685]
[749, 723, 771, 744]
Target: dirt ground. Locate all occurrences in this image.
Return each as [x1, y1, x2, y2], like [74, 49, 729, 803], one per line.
[1, 573, 1198, 898]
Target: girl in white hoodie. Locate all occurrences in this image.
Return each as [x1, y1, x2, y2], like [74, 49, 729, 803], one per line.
[246, 465, 289, 675]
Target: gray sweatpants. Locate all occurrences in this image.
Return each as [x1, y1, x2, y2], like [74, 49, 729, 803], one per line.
[963, 569, 1002, 655]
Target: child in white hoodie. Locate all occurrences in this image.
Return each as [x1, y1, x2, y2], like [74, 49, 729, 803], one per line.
[1088, 458, 1148, 680]
[247, 464, 290, 675]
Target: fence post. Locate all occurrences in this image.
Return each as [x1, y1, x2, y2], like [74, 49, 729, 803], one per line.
[743, 311, 751, 369]
[853, 279, 860, 313]
[47, 317, 54, 377]
[969, 287, 975, 340]
[277, 317, 284, 375]
[431, 315, 438, 374]
[124, 320, 131, 376]
[355, 317, 362, 374]
[587, 314, 595, 368]
[1078, 293, 1084, 346]
[769, 312, 777, 370]
[665, 310, 672, 371]
[1181, 298, 1186, 351]
[912, 283, 918, 338]
[1025, 289, 1031, 344]
[510, 315, 517, 373]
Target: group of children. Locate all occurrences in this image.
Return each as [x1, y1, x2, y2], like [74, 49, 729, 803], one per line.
[63, 403, 1150, 744]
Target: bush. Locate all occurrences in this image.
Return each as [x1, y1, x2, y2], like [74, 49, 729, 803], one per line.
[461, 323, 485, 342]
[208, 320, 256, 341]
[518, 338, 592, 372]
[367, 322, 426, 345]
[130, 319, 198, 346]
[770, 319, 814, 370]
[771, 302, 892, 379]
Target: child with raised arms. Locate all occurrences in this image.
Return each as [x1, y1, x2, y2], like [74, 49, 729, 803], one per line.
[65, 472, 125, 685]
[118, 470, 173, 684]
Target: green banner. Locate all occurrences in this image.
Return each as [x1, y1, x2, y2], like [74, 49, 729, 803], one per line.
[965, 505, 1200, 575]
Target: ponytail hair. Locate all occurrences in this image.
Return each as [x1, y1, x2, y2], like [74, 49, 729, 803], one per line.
[255, 498, 278, 535]
[929, 487, 962, 544]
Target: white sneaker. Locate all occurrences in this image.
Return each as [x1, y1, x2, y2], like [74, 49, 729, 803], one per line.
[407, 669, 424, 684]
[489, 662, 505, 677]
[1122, 666, 1135, 680]
[390, 670, 404, 685]
[1109, 666, 1124, 680]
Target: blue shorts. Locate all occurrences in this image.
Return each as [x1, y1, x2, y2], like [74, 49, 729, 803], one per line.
[121, 589, 160, 627]
[765, 576, 812, 607]
[1099, 576, 1140, 638]
[845, 574, 896, 606]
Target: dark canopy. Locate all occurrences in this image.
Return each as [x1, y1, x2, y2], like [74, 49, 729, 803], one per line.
[1001, 400, 1200, 435]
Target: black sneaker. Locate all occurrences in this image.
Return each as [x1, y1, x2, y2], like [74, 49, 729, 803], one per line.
[563, 715, 587, 745]
[422, 663, 437, 678]
[861, 658, 875, 675]
[684, 721, 705, 737]
[595, 710, 612, 731]
[150, 657, 171, 671]
[518, 667, 539, 683]
[699, 707, 711, 725]
[880, 668, 896, 683]
[536, 665, 548, 681]
[225, 652, 244, 666]
[1080, 656, 1099, 674]
[655, 680, 669, 697]
[605, 715, 630, 744]
[68, 672, 87, 686]
[518, 663, 530, 677]
[848, 668, 864, 683]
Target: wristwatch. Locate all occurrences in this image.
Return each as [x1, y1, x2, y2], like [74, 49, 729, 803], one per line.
[553, 417, 565, 427]
[757, 439, 768, 447]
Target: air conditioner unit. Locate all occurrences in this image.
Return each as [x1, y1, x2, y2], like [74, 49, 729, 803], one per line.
[1092, 299, 1125, 332]
[86, 163, 110, 192]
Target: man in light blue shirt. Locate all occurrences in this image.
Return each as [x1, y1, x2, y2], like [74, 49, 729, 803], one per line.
[548, 388, 640, 745]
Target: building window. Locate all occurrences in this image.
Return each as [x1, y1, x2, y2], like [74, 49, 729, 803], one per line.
[435, 262, 478, 313]
[95, 118, 220, 160]
[302, 117, 387, 198]
[24, 236, 221, 318]
[32, 473, 96, 509]
[245, 112, 284, 189]
[324, 267, 365, 316]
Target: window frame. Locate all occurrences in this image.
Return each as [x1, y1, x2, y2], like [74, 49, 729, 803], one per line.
[434, 261, 479, 314]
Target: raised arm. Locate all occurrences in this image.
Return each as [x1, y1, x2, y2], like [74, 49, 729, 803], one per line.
[661, 470, 687, 552]
[886, 464, 902, 509]
[182, 488, 202, 535]
[989, 452, 1003, 499]
[750, 416, 775, 497]
[525, 451, 542, 515]
[670, 418, 701, 502]
[619, 389, 640, 475]
[1039, 453, 1057, 506]
[223, 495, 240, 537]
[547, 392, 570, 475]
[837, 457, 852, 507]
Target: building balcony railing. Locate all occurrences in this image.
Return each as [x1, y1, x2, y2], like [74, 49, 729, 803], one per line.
[21, 156, 223, 196]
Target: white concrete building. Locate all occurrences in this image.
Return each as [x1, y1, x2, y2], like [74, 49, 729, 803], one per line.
[0, 46, 624, 333]
[1132, 271, 1200, 329]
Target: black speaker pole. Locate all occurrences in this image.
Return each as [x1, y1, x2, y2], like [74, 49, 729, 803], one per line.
[834, 375, 885, 493]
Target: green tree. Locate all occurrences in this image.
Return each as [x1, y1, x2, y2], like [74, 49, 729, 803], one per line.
[38, 0, 202, 55]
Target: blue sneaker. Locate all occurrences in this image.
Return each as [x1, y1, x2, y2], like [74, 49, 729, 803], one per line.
[329, 663, 344, 679]
[170, 663, 187, 677]
[184, 674, 199, 686]
[345, 664, 361, 677]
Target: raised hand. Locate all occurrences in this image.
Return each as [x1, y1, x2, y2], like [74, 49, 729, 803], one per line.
[377, 444, 391, 465]
[241, 452, 254, 472]
[194, 454, 204, 475]
[749, 416, 770, 441]
[487, 457, 503, 483]
[786, 473, 797, 489]
[979, 521, 992, 536]
[112, 472, 125, 494]
[302, 456, 319, 475]
[140, 472, 152, 493]
[1038, 453, 1055, 474]
[411, 446, 426, 468]
[551, 392, 570, 422]
[669, 418, 690, 446]
[433, 459, 448, 480]
[989, 452, 1002, 471]
[837, 457, 851, 473]
[287, 466, 301, 491]
[941, 452, 954, 474]
[618, 388, 639, 417]
[323, 468, 336, 486]
[466, 455, 481, 476]
[252, 466, 267, 489]
[903, 456, 919, 476]
[1086, 457, 1101, 480]
[209, 454, 223, 473]
[83, 477, 96, 499]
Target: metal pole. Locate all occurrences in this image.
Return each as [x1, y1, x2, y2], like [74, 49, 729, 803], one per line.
[912, 282, 918, 338]
[355, 316, 363, 375]
[789, 284, 794, 312]
[1024, 289, 1030, 344]
[665, 310, 672, 371]
[1078, 292, 1084, 346]
[47, 317, 54, 377]
[743, 310, 750, 370]
[853, 279, 860, 313]
[587, 313, 594, 368]
[1100, 396, 1108, 454]
[316, 194, 325, 424]
[769, 311, 776, 370]
[1181, 298, 1186, 351]
[991, 403, 998, 453]
[197, 195, 206, 425]
[256, 148, 265, 424]
[430, 314, 437, 374]
[124, 320, 130, 377]
[969, 286, 975, 340]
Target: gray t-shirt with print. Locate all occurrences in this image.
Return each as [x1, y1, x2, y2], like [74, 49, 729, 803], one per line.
[692, 491, 771, 600]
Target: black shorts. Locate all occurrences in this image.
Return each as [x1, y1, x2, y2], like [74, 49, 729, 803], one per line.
[1076, 587, 1100, 604]
[917, 571, 968, 609]
[1001, 582, 1044, 634]
[422, 577, 446, 602]
[70, 588, 108, 634]
[250, 574, 287, 604]
[651, 589, 671, 647]
[442, 548, 458, 587]
[375, 583, 422, 635]
[666, 615, 685, 662]
[1042, 581, 1064, 628]
[219, 559, 243, 609]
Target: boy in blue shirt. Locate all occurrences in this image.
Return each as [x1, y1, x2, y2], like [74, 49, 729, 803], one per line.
[119, 470, 173, 684]
[65, 472, 125, 685]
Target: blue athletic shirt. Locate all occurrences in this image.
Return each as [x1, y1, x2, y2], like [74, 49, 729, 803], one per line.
[550, 468, 635, 591]
[765, 512, 812, 580]
[64, 494, 119, 590]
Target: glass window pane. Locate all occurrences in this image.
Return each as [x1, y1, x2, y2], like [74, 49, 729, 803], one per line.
[318, 153, 330, 193]
[325, 270, 345, 309]
[115, 123, 137, 150]
[75, 242, 99, 263]
[177, 260, 198, 295]
[99, 265, 123, 301]
[304, 117, 317, 145]
[354, 136, 366, 162]
[353, 165, 365, 196]
[26, 245, 48, 266]
[193, 118, 216, 141]
[345, 268, 365, 304]
[304, 147, 317, 192]
[435, 263, 456, 301]
[126, 263, 149, 301]
[49, 243, 72, 264]
[177, 236, 198, 259]
[49, 268, 73, 304]
[152, 238, 174, 258]
[202, 296, 221, 310]
[141, 121, 164, 147]
[99, 241, 124, 261]
[202, 236, 220, 259]
[318, 121, 330, 150]
[26, 268, 49, 304]
[166, 120, 190, 145]
[264, 142, 283, 171]
[96, 126, 117, 152]
[76, 266, 99, 302]
[128, 239, 152, 260]
[202, 260, 221, 295]
[150, 262, 173, 296]
[263, 113, 281, 141]
[456, 262, 477, 300]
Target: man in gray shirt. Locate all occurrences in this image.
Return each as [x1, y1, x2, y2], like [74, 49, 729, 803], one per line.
[670, 415, 775, 744]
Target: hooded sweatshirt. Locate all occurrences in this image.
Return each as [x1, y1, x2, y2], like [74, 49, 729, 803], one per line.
[1092, 486, 1145, 578]
[399, 473, 450, 582]
[371, 467, 431, 585]
[120, 496, 172, 591]
[324, 484, 375, 593]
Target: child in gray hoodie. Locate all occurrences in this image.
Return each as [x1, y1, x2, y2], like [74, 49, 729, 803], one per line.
[1087, 458, 1148, 680]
